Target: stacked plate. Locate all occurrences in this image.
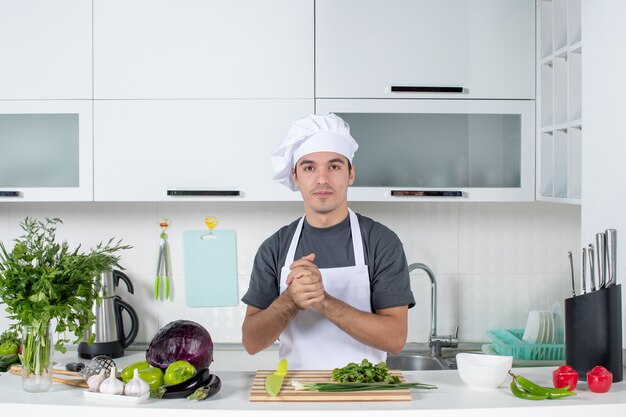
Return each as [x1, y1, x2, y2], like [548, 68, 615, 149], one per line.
[522, 310, 556, 344]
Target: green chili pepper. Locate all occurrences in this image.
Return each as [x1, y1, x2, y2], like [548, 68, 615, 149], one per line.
[509, 371, 576, 400]
[510, 380, 548, 400]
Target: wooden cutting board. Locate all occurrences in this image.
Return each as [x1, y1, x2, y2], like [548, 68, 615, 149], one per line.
[249, 370, 411, 402]
[9, 365, 88, 388]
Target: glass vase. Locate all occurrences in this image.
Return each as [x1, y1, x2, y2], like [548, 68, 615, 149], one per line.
[20, 322, 53, 392]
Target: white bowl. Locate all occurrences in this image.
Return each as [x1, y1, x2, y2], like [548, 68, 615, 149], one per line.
[456, 353, 513, 389]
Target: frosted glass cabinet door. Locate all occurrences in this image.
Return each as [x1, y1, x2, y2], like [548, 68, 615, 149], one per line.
[94, 0, 313, 99]
[93, 99, 313, 201]
[316, 0, 535, 99]
[0, 100, 93, 201]
[0, 0, 92, 99]
[316, 99, 535, 202]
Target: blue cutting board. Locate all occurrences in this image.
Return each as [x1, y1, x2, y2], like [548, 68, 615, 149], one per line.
[183, 229, 238, 307]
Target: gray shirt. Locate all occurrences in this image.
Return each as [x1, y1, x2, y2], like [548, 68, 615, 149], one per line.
[242, 212, 415, 311]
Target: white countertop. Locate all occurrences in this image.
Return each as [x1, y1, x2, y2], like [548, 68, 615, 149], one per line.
[2, 350, 626, 416]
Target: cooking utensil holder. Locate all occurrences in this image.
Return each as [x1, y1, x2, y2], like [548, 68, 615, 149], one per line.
[564, 284, 622, 382]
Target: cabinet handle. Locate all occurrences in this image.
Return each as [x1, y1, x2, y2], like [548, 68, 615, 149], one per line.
[167, 190, 241, 197]
[0, 191, 22, 198]
[391, 86, 463, 93]
[391, 190, 463, 197]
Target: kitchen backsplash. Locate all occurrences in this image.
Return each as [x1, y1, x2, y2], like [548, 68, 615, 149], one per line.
[0, 201, 579, 345]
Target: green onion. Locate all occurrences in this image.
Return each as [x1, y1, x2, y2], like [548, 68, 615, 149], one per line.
[291, 380, 437, 392]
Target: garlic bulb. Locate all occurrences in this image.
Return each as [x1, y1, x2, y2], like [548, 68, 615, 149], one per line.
[124, 368, 150, 397]
[99, 366, 125, 395]
[87, 369, 106, 392]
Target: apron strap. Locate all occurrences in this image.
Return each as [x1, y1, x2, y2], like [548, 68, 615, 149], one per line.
[284, 216, 305, 266]
[348, 208, 365, 267]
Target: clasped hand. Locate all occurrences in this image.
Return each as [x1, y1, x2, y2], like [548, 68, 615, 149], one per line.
[285, 253, 325, 310]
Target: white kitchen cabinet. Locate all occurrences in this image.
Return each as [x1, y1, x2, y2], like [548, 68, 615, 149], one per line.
[0, 0, 92, 99]
[0, 100, 93, 201]
[317, 99, 535, 202]
[93, 0, 313, 100]
[93, 99, 312, 201]
[316, 0, 535, 100]
[536, 0, 581, 204]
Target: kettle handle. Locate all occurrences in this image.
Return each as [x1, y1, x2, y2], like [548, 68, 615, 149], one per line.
[113, 270, 134, 295]
[114, 296, 139, 348]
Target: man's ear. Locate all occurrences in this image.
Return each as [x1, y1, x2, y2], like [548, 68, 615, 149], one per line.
[348, 165, 355, 186]
[292, 168, 299, 188]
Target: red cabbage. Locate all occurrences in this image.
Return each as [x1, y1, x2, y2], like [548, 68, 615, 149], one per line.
[145, 320, 213, 370]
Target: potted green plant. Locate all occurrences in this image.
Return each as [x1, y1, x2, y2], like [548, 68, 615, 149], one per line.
[0, 217, 130, 392]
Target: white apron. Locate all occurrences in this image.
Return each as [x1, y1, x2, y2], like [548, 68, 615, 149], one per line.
[278, 208, 386, 369]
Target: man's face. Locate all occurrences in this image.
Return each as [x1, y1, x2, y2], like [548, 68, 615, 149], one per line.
[292, 152, 355, 215]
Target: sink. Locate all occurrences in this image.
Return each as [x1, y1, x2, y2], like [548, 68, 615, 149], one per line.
[386, 354, 449, 371]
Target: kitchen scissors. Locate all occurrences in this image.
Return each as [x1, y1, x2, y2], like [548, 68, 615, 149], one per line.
[155, 218, 171, 300]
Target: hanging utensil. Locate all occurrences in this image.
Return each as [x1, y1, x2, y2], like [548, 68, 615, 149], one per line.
[588, 244, 596, 292]
[155, 218, 171, 300]
[568, 251, 576, 298]
[606, 229, 617, 287]
[596, 233, 607, 289]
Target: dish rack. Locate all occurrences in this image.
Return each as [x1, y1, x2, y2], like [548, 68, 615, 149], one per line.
[485, 329, 565, 361]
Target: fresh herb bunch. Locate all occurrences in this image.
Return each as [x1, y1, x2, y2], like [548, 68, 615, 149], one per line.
[0, 217, 131, 353]
[331, 359, 401, 384]
[0, 329, 19, 347]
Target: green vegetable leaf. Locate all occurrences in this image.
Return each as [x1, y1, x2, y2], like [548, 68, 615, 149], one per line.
[331, 359, 401, 384]
[0, 217, 131, 352]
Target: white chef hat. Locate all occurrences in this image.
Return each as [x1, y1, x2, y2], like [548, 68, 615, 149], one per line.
[271, 113, 358, 191]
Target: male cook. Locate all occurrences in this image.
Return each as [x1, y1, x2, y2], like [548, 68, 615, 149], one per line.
[241, 113, 415, 369]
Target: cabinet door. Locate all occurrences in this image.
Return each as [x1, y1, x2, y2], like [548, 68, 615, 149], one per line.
[0, 0, 92, 99]
[317, 99, 535, 202]
[93, 99, 313, 201]
[0, 100, 93, 201]
[316, 0, 535, 99]
[94, 0, 313, 99]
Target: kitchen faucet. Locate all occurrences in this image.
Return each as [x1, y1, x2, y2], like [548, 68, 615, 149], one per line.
[409, 263, 459, 357]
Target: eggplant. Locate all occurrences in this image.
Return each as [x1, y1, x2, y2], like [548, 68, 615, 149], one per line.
[153, 367, 212, 399]
[186, 374, 222, 401]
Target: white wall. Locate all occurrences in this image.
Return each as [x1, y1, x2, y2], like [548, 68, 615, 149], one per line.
[582, 1, 626, 340]
[0, 201, 579, 345]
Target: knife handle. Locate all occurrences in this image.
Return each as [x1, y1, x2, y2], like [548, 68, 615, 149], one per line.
[581, 247, 587, 294]
[588, 244, 596, 292]
[606, 229, 617, 287]
[596, 233, 607, 288]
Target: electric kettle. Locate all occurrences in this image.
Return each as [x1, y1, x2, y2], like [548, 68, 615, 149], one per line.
[78, 270, 139, 359]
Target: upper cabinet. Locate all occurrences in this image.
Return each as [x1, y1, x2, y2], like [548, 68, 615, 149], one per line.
[93, 99, 311, 201]
[317, 99, 536, 202]
[0, 100, 93, 201]
[93, 0, 313, 99]
[0, 0, 92, 99]
[316, 0, 535, 100]
[536, 0, 582, 204]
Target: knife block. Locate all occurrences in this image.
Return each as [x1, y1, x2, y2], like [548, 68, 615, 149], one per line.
[564, 284, 622, 382]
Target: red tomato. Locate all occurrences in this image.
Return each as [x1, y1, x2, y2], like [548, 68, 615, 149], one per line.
[553, 365, 578, 391]
[587, 366, 613, 393]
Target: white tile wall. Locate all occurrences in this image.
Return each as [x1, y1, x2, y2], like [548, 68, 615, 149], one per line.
[0, 201, 580, 346]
